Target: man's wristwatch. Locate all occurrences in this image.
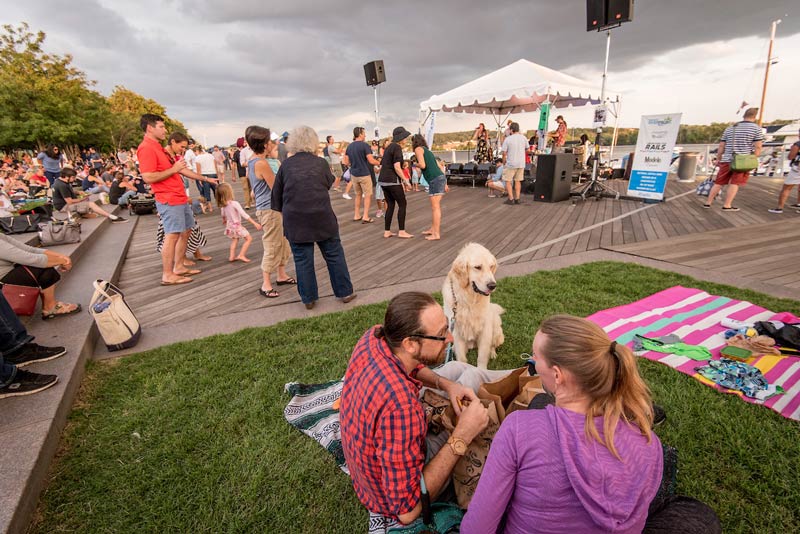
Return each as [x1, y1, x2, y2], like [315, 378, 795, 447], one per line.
[447, 435, 468, 456]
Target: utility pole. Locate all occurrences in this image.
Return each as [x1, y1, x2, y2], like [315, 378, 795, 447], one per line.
[758, 19, 781, 126]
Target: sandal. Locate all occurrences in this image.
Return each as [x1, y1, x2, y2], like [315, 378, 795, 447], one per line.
[361, 218, 374, 224]
[259, 288, 280, 298]
[42, 302, 82, 320]
[276, 277, 297, 285]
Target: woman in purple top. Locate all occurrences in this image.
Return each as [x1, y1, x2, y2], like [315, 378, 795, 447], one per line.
[462, 315, 720, 534]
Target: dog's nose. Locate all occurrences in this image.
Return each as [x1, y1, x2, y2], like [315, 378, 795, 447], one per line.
[487, 281, 497, 292]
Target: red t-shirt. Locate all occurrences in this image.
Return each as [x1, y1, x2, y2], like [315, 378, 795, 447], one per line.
[136, 136, 188, 205]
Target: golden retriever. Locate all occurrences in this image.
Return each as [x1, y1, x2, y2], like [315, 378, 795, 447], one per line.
[442, 243, 504, 369]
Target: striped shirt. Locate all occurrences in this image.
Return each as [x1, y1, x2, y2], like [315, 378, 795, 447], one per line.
[719, 121, 765, 163]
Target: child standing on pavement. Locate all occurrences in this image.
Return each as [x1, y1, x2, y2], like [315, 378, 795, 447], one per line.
[215, 182, 261, 263]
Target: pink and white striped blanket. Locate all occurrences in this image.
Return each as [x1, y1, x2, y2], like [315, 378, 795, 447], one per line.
[587, 286, 800, 422]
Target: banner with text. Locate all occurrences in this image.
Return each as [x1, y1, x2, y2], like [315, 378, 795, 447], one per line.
[627, 113, 682, 200]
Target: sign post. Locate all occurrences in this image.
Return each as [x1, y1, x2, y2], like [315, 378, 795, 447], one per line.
[627, 113, 682, 201]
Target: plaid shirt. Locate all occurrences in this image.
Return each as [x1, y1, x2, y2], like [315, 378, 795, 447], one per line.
[340, 326, 427, 518]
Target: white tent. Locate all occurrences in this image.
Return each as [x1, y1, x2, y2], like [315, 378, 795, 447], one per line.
[421, 59, 617, 114]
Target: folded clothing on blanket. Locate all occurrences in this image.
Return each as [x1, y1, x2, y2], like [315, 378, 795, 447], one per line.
[696, 358, 784, 401]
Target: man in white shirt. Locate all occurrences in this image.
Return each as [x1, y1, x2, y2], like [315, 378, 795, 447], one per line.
[195, 147, 217, 211]
[183, 140, 198, 192]
[500, 122, 527, 205]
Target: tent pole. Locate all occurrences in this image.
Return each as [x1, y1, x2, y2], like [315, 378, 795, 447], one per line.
[611, 98, 621, 164]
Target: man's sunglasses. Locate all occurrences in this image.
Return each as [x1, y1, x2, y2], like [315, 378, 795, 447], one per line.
[410, 332, 448, 342]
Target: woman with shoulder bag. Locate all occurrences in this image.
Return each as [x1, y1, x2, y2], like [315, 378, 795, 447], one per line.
[0, 233, 80, 319]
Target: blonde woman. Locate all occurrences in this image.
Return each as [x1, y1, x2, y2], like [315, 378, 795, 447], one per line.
[463, 315, 720, 534]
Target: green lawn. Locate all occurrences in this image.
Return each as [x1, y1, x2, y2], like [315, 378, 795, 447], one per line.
[32, 262, 800, 533]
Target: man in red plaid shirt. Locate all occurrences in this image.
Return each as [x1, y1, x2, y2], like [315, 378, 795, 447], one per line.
[340, 292, 492, 525]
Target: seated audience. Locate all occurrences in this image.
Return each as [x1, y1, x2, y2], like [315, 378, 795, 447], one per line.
[109, 171, 138, 207]
[0, 232, 80, 319]
[462, 314, 721, 534]
[0, 291, 66, 399]
[52, 168, 126, 223]
[82, 168, 110, 194]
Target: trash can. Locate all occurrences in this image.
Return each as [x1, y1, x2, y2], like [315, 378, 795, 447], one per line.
[677, 152, 699, 182]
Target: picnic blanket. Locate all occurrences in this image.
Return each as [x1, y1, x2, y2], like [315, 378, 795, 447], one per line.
[587, 286, 800, 422]
[283, 380, 348, 474]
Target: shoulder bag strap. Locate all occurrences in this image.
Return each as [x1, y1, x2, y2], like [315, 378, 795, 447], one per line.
[21, 265, 42, 290]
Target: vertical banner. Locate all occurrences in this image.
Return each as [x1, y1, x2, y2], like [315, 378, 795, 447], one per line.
[425, 112, 437, 150]
[627, 113, 682, 200]
[537, 103, 550, 152]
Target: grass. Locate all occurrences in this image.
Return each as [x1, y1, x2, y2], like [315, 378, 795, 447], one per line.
[31, 261, 800, 534]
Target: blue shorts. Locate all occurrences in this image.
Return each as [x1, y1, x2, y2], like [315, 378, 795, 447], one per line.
[428, 175, 446, 196]
[156, 202, 194, 234]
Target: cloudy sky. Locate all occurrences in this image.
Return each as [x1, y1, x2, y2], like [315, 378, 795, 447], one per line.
[6, 0, 799, 145]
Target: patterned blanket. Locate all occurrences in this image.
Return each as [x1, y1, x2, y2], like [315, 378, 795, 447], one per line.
[587, 286, 800, 421]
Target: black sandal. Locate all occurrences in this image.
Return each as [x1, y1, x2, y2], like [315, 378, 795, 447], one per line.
[276, 277, 297, 285]
[259, 288, 280, 298]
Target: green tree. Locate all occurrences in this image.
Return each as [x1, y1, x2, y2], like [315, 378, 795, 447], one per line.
[0, 23, 111, 150]
[108, 85, 187, 150]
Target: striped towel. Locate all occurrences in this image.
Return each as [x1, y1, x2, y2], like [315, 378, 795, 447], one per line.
[283, 380, 349, 475]
[587, 286, 800, 422]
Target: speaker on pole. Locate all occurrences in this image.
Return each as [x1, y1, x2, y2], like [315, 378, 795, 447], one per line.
[607, 0, 634, 24]
[364, 60, 386, 87]
[586, 0, 605, 31]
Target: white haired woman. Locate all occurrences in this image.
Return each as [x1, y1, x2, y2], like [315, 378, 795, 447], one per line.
[271, 126, 356, 310]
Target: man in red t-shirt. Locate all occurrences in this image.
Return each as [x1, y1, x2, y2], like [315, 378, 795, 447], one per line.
[137, 114, 214, 286]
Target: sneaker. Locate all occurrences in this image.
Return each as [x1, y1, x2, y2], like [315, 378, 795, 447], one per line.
[340, 293, 358, 304]
[503, 199, 515, 205]
[375, 210, 384, 218]
[721, 206, 740, 212]
[5, 343, 67, 367]
[789, 203, 800, 209]
[702, 203, 711, 209]
[514, 199, 521, 205]
[342, 193, 352, 200]
[0, 370, 58, 399]
[768, 208, 783, 214]
[110, 216, 128, 223]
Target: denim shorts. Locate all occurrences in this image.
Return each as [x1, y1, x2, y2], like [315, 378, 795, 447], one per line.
[428, 175, 446, 196]
[156, 202, 194, 234]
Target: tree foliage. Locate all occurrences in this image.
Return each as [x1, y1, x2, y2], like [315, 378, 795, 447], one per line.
[0, 23, 187, 152]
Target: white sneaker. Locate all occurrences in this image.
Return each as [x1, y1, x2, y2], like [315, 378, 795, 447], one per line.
[343, 193, 352, 200]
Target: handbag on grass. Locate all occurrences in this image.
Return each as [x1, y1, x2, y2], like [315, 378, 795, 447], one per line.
[89, 279, 141, 351]
[38, 217, 81, 247]
[729, 123, 759, 172]
[1, 266, 41, 316]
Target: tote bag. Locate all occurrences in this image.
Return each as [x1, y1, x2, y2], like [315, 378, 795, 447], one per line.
[89, 279, 141, 351]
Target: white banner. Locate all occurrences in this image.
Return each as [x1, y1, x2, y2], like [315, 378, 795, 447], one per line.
[627, 113, 682, 200]
[425, 112, 437, 149]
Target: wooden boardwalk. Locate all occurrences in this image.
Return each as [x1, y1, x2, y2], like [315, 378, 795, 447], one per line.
[117, 175, 792, 328]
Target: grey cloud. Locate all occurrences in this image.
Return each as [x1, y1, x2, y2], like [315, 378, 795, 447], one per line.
[9, 0, 799, 142]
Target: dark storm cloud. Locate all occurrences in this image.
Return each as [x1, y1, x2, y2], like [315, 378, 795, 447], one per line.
[9, 0, 799, 139]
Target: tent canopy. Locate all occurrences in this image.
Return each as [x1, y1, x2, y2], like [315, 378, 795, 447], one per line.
[420, 59, 619, 115]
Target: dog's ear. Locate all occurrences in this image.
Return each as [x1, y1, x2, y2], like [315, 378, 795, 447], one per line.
[451, 256, 470, 288]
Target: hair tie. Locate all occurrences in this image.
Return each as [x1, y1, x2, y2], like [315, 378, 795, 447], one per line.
[610, 341, 618, 354]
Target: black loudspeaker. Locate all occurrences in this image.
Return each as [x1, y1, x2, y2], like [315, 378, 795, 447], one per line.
[587, 0, 633, 31]
[534, 154, 576, 202]
[586, 0, 605, 31]
[447, 163, 463, 175]
[608, 0, 634, 25]
[364, 60, 386, 86]
[462, 162, 478, 175]
[477, 163, 495, 175]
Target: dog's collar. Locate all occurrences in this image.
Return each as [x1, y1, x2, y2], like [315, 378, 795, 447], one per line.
[472, 281, 491, 296]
